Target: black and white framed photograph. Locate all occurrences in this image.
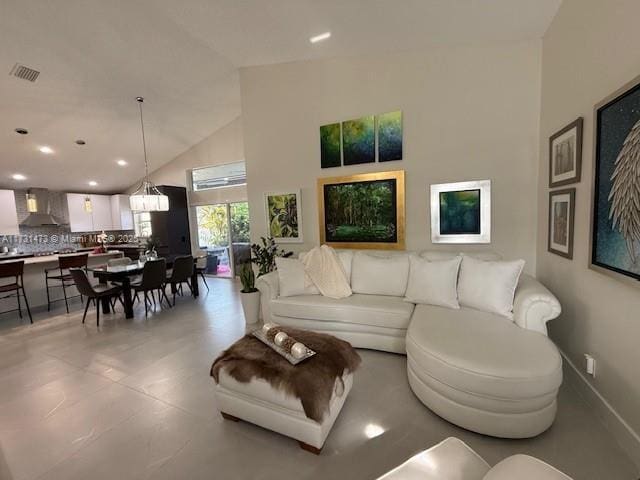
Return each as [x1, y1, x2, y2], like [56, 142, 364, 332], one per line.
[548, 188, 575, 259]
[430, 180, 491, 244]
[549, 118, 583, 187]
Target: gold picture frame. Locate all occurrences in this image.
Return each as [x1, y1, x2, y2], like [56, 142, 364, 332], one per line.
[317, 170, 405, 250]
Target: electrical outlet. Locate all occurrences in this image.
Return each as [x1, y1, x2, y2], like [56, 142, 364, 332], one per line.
[584, 354, 596, 378]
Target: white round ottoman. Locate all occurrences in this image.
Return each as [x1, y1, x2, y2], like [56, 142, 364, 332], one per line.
[406, 305, 563, 438]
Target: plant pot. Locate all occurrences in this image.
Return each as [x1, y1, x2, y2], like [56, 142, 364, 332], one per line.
[240, 290, 260, 325]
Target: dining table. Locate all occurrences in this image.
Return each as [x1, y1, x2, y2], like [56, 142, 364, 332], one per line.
[88, 255, 206, 319]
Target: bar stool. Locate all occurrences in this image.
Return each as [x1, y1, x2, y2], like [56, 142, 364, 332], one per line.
[45, 253, 88, 313]
[0, 260, 32, 324]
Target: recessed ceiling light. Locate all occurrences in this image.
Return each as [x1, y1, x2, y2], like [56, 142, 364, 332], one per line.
[39, 146, 53, 154]
[310, 31, 331, 43]
[12, 173, 26, 181]
[88, 180, 98, 186]
[75, 139, 86, 145]
[116, 159, 128, 166]
[14, 128, 28, 135]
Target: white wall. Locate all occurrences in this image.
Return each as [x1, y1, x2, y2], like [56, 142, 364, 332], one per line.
[240, 43, 542, 271]
[538, 0, 640, 460]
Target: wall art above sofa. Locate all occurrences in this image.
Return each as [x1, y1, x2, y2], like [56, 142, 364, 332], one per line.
[265, 190, 303, 243]
[430, 180, 491, 244]
[319, 111, 403, 168]
[317, 170, 405, 250]
[591, 75, 640, 285]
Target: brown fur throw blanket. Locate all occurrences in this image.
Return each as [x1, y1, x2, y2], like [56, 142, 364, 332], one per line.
[210, 327, 361, 423]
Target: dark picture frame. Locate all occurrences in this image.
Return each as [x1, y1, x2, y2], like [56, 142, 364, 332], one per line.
[548, 188, 576, 259]
[590, 75, 640, 286]
[549, 118, 583, 187]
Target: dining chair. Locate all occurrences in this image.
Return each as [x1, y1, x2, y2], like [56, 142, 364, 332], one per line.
[45, 253, 88, 313]
[132, 259, 171, 316]
[0, 260, 32, 323]
[194, 250, 210, 292]
[69, 268, 122, 326]
[166, 255, 194, 305]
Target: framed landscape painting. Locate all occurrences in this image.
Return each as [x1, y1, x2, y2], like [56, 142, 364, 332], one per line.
[320, 122, 341, 168]
[342, 116, 375, 166]
[549, 118, 583, 187]
[430, 180, 491, 244]
[591, 75, 640, 285]
[318, 170, 405, 249]
[548, 189, 575, 259]
[265, 190, 303, 243]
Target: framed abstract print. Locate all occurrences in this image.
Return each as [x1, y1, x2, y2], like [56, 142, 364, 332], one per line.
[430, 180, 491, 244]
[264, 190, 303, 243]
[548, 188, 575, 259]
[317, 170, 405, 250]
[549, 118, 583, 187]
[591, 75, 640, 284]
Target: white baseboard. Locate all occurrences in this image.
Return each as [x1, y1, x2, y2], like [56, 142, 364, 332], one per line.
[561, 350, 640, 470]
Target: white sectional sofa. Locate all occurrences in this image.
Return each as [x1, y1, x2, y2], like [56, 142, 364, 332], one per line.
[256, 249, 563, 438]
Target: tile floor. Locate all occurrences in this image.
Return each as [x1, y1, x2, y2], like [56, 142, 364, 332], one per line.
[0, 278, 637, 480]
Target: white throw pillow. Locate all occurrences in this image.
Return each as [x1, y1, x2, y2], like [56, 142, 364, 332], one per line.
[457, 256, 525, 319]
[275, 257, 319, 297]
[351, 252, 410, 296]
[404, 255, 462, 309]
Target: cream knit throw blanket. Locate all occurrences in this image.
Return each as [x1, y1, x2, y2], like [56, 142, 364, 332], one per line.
[302, 245, 352, 299]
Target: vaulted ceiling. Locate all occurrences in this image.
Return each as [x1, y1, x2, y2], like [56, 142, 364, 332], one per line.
[0, 0, 561, 193]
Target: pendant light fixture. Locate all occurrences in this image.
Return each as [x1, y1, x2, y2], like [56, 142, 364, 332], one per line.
[83, 196, 93, 213]
[129, 97, 169, 212]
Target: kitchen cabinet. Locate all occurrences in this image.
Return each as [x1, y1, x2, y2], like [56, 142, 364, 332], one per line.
[0, 189, 19, 235]
[67, 193, 114, 232]
[67, 193, 94, 232]
[110, 195, 133, 230]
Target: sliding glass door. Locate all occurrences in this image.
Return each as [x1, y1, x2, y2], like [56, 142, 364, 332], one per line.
[195, 201, 250, 278]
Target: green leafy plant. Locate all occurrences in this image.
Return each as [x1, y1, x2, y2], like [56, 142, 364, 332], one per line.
[239, 262, 258, 293]
[251, 236, 293, 277]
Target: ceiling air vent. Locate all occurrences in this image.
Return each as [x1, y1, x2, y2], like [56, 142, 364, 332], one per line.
[10, 63, 40, 82]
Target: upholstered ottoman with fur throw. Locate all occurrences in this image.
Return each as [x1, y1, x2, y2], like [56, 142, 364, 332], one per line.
[210, 327, 360, 454]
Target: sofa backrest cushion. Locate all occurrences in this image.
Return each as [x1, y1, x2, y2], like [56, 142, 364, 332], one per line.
[457, 255, 525, 319]
[300, 249, 354, 285]
[275, 257, 320, 297]
[404, 254, 462, 309]
[351, 251, 410, 296]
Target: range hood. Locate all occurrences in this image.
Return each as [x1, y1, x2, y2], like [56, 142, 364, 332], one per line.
[20, 188, 65, 227]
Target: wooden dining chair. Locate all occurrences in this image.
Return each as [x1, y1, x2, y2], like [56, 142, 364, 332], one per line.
[45, 253, 88, 313]
[0, 260, 32, 324]
[132, 259, 171, 316]
[69, 268, 122, 326]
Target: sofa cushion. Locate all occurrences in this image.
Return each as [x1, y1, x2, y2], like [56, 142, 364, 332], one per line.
[457, 256, 525, 319]
[420, 250, 502, 262]
[271, 293, 415, 330]
[275, 257, 319, 297]
[351, 252, 410, 296]
[406, 304, 562, 400]
[404, 255, 462, 309]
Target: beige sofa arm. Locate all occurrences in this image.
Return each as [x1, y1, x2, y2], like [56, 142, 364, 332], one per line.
[256, 271, 279, 322]
[513, 274, 561, 336]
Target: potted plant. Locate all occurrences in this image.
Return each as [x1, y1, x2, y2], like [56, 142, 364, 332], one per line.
[239, 262, 260, 324]
[251, 236, 293, 277]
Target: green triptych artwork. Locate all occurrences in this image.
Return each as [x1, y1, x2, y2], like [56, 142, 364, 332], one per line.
[319, 111, 403, 168]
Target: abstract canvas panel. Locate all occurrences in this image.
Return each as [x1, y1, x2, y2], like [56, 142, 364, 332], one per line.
[548, 189, 575, 259]
[377, 111, 403, 162]
[320, 123, 341, 168]
[342, 116, 375, 166]
[592, 77, 640, 283]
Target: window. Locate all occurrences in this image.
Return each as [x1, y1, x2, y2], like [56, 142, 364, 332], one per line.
[134, 212, 152, 238]
[191, 161, 246, 192]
